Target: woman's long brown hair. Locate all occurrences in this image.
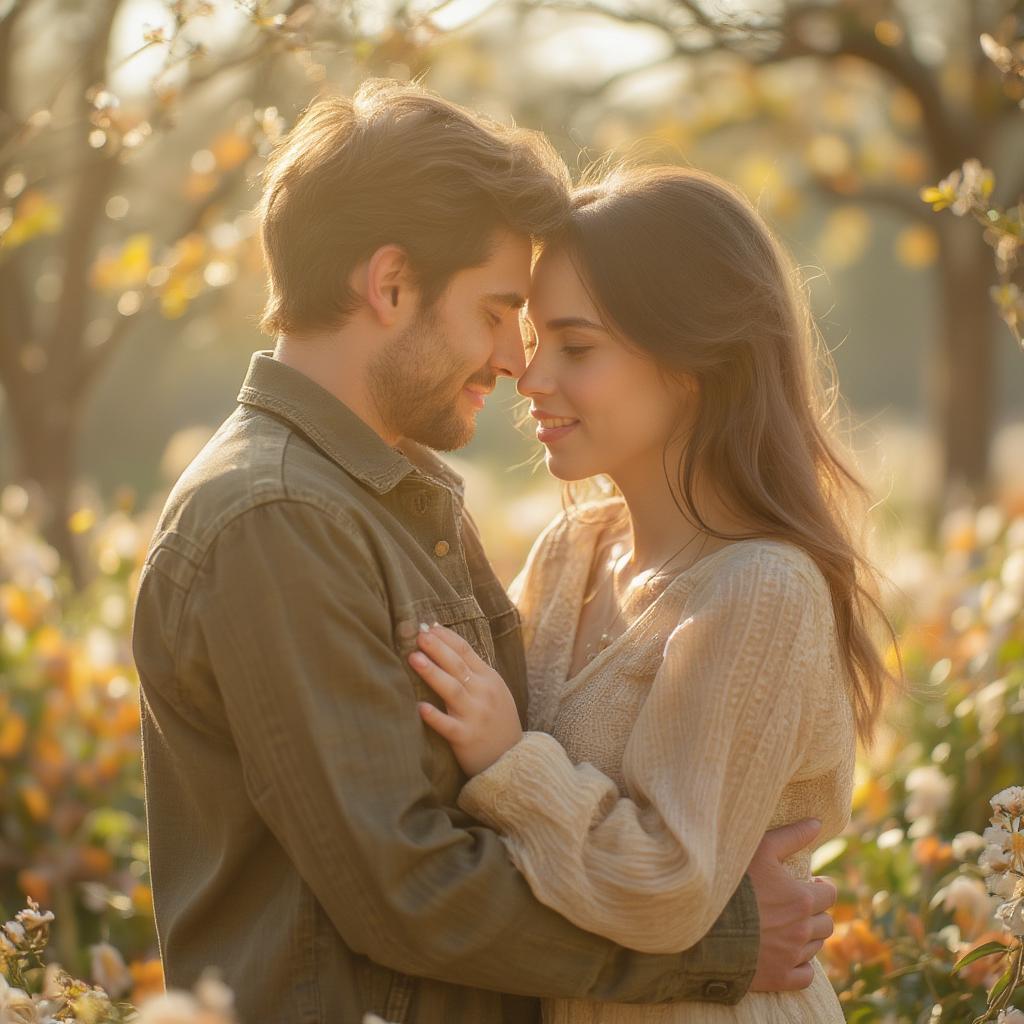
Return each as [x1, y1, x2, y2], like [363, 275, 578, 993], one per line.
[545, 163, 901, 744]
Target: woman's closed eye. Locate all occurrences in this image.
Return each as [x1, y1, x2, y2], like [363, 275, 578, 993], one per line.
[562, 345, 592, 359]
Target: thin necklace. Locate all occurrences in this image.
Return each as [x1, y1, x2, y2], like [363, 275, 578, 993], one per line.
[582, 530, 710, 664]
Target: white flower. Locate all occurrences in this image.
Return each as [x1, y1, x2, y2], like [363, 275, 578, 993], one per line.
[3, 986, 42, 1024]
[996, 878, 1024, 937]
[3, 920, 27, 944]
[136, 991, 202, 1024]
[195, 971, 234, 1014]
[905, 766, 953, 823]
[997, 897, 1024, 936]
[1003, 550, 1024, 593]
[952, 830, 987, 860]
[977, 679, 1009, 734]
[90, 941, 132, 999]
[14, 903, 54, 934]
[998, 1009, 1024, 1024]
[989, 872, 1021, 900]
[943, 875, 999, 936]
[991, 786, 1024, 818]
[982, 825, 1022, 872]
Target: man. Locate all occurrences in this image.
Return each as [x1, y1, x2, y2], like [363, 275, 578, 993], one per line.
[132, 79, 837, 1024]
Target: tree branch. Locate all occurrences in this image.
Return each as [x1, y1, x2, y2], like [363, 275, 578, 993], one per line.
[46, 0, 125, 394]
[812, 177, 934, 223]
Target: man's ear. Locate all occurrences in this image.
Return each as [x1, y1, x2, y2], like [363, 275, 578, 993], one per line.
[358, 244, 416, 327]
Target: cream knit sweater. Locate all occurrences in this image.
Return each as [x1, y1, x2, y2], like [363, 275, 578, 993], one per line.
[458, 500, 854, 1023]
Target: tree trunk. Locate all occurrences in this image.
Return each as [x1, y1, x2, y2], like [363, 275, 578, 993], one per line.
[6, 382, 85, 587]
[933, 215, 999, 506]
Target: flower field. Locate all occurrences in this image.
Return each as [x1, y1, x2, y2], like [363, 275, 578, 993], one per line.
[0, 479, 1022, 1022]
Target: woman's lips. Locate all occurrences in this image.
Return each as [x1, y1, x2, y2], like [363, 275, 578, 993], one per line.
[534, 415, 580, 444]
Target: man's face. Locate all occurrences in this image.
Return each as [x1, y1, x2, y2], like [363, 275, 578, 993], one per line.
[368, 231, 532, 451]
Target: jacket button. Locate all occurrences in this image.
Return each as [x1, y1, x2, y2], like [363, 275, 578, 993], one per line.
[433, 540, 450, 557]
[702, 981, 731, 999]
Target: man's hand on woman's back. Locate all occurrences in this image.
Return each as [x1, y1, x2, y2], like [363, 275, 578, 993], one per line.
[746, 818, 838, 991]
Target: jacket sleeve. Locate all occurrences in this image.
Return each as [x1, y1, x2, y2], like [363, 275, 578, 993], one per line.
[189, 499, 760, 1004]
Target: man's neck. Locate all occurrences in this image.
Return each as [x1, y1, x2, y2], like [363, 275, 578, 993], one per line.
[273, 331, 397, 445]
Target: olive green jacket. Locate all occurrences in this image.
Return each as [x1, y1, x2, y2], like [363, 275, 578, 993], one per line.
[131, 351, 759, 1024]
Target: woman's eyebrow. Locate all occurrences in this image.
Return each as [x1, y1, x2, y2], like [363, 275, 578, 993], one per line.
[546, 316, 607, 332]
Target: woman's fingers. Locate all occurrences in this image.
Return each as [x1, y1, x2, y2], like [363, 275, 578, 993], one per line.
[417, 701, 463, 743]
[416, 626, 472, 683]
[427, 623, 486, 672]
[408, 651, 464, 707]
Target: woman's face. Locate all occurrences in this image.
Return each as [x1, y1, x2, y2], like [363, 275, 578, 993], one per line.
[518, 246, 692, 484]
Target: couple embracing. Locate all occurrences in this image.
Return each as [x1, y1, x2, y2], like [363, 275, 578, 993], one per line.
[132, 78, 897, 1024]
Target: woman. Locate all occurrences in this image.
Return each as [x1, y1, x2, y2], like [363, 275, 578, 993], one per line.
[407, 165, 898, 1022]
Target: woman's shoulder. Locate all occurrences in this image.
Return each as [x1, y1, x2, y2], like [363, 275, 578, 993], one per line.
[686, 537, 830, 607]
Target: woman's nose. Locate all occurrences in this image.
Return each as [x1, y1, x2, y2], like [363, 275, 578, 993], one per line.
[516, 356, 552, 398]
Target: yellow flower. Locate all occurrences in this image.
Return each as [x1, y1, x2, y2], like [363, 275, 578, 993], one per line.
[20, 783, 50, 822]
[0, 712, 27, 759]
[0, 190, 62, 249]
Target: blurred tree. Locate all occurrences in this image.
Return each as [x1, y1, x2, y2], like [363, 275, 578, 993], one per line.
[508, 0, 1024, 505]
[0, 0, 438, 581]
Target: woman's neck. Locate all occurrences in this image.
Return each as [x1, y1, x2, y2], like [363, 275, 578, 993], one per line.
[608, 456, 748, 574]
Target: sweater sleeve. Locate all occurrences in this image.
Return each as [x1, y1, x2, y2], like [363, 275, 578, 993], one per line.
[458, 545, 827, 954]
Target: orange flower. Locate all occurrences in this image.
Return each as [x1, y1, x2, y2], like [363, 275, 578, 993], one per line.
[823, 919, 894, 977]
[0, 711, 27, 758]
[17, 868, 52, 907]
[76, 845, 114, 877]
[0, 584, 37, 628]
[912, 835, 955, 871]
[129, 957, 165, 1004]
[131, 882, 154, 917]
[20, 782, 51, 821]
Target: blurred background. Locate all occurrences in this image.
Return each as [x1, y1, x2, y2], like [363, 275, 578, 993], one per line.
[1, 2, 1023, 1021]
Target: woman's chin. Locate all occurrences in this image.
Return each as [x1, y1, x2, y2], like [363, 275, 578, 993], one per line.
[542, 451, 599, 483]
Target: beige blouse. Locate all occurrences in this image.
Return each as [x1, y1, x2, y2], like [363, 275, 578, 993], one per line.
[458, 500, 855, 1023]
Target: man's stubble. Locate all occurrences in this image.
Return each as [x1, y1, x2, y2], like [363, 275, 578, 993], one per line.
[367, 303, 494, 452]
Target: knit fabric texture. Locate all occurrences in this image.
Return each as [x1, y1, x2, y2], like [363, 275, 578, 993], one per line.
[459, 500, 855, 1022]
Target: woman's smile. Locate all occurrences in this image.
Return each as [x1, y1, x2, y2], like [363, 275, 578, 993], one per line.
[531, 407, 581, 444]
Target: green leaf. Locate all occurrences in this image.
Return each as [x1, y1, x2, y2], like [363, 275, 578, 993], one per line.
[987, 963, 1013, 1006]
[952, 940, 1009, 974]
[845, 1006, 877, 1023]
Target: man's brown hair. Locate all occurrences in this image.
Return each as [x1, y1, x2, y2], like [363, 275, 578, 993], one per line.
[257, 79, 572, 336]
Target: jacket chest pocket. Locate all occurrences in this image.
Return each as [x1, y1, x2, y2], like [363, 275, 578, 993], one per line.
[393, 595, 493, 801]
[392, 594, 496, 666]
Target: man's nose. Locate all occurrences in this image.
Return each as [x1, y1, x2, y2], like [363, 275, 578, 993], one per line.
[492, 320, 528, 380]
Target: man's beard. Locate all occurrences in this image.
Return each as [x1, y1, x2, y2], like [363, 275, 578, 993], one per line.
[367, 303, 494, 452]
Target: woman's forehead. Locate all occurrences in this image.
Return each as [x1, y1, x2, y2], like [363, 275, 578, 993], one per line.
[528, 247, 600, 321]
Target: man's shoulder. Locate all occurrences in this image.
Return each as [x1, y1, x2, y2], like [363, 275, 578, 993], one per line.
[147, 405, 363, 565]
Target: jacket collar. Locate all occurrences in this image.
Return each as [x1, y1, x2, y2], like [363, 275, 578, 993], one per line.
[236, 350, 464, 498]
